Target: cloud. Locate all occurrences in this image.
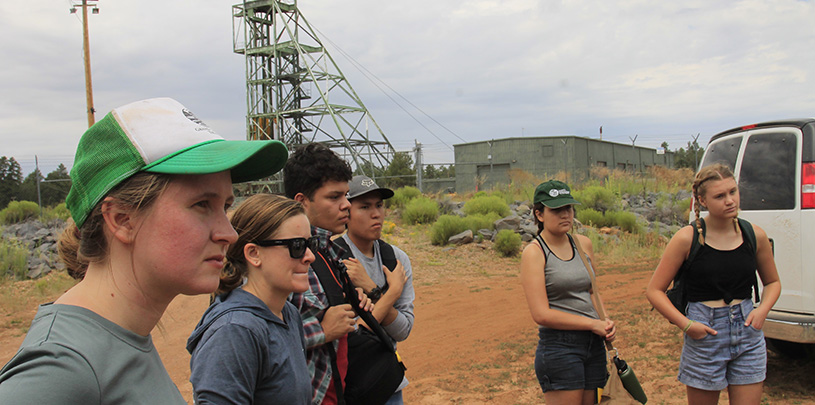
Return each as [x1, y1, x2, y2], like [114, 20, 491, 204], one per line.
[2, 0, 814, 175]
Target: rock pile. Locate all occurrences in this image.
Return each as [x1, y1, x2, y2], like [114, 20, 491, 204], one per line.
[1, 219, 67, 279]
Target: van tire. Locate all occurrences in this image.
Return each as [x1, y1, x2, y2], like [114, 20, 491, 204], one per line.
[766, 338, 815, 360]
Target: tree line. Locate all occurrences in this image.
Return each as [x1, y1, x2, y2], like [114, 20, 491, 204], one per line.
[662, 140, 705, 171]
[0, 156, 71, 210]
[372, 152, 455, 189]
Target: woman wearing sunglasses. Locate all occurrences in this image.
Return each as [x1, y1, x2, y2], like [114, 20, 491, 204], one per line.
[187, 194, 318, 404]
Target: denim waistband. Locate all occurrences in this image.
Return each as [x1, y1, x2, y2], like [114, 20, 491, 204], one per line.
[689, 299, 753, 320]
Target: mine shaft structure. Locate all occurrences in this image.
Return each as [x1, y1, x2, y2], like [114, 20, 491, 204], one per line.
[232, 0, 394, 192]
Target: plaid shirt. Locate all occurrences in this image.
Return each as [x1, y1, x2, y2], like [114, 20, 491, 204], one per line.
[289, 226, 347, 405]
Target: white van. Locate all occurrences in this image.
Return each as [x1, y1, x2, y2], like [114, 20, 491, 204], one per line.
[698, 119, 815, 357]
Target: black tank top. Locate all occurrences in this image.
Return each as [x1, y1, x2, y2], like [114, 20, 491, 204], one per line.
[685, 235, 756, 303]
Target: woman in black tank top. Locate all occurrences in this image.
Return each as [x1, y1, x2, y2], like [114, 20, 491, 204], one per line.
[647, 164, 781, 405]
[521, 180, 617, 405]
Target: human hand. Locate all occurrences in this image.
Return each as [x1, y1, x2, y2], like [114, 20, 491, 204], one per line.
[356, 287, 374, 312]
[321, 304, 356, 342]
[745, 306, 769, 330]
[343, 258, 376, 292]
[383, 260, 407, 296]
[685, 320, 717, 340]
[603, 319, 616, 342]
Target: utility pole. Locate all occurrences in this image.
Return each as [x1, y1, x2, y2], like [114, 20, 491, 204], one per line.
[70, 0, 99, 128]
[35, 156, 42, 217]
[692, 132, 701, 170]
[413, 140, 423, 192]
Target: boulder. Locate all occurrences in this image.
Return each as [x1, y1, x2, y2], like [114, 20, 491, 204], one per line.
[448, 230, 474, 245]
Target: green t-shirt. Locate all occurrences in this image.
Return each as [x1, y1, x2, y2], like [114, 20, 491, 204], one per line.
[0, 303, 186, 404]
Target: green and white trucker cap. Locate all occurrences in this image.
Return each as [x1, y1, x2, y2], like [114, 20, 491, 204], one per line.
[66, 97, 288, 228]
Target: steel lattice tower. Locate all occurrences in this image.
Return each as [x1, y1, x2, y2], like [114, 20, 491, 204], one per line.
[232, 0, 394, 189]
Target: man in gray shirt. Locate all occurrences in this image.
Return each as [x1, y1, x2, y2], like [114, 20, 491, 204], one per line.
[339, 175, 415, 404]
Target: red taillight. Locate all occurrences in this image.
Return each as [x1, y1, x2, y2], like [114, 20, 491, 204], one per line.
[742, 124, 757, 130]
[802, 162, 815, 209]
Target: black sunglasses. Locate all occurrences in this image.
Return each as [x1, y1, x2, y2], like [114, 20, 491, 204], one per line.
[254, 236, 320, 259]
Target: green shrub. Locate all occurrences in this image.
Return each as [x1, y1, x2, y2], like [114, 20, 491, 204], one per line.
[430, 215, 469, 245]
[493, 229, 522, 257]
[605, 210, 640, 233]
[401, 197, 438, 225]
[0, 201, 40, 225]
[463, 195, 510, 217]
[0, 239, 29, 280]
[576, 208, 606, 227]
[572, 186, 618, 213]
[388, 186, 422, 208]
[42, 203, 70, 222]
[464, 212, 500, 232]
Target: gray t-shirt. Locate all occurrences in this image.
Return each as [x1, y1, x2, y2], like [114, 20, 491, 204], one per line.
[0, 303, 185, 404]
[537, 235, 599, 328]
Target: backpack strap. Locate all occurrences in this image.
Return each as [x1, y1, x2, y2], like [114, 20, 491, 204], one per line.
[311, 250, 346, 307]
[676, 218, 704, 282]
[309, 250, 347, 404]
[333, 237, 353, 260]
[736, 218, 761, 303]
[377, 240, 397, 272]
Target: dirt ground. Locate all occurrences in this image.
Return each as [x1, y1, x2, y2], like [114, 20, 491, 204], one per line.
[2, 233, 814, 404]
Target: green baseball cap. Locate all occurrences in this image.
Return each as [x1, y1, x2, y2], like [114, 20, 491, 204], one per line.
[66, 97, 288, 228]
[533, 180, 581, 208]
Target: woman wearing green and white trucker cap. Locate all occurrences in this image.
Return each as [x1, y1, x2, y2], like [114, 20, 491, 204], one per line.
[520, 180, 617, 405]
[0, 97, 288, 404]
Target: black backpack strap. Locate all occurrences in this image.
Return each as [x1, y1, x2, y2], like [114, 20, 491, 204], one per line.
[333, 237, 353, 261]
[678, 218, 704, 282]
[377, 240, 397, 272]
[309, 250, 347, 404]
[737, 218, 762, 304]
[311, 250, 346, 307]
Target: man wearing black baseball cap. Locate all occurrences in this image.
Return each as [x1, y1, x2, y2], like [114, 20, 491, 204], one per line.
[337, 175, 414, 404]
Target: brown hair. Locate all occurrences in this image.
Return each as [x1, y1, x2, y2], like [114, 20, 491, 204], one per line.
[57, 172, 173, 280]
[217, 194, 305, 295]
[532, 202, 545, 234]
[691, 163, 738, 244]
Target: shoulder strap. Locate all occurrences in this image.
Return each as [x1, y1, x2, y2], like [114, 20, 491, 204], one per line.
[332, 237, 353, 260]
[737, 218, 757, 255]
[377, 240, 397, 271]
[570, 234, 614, 351]
[677, 218, 704, 281]
[311, 251, 346, 306]
[736, 218, 761, 303]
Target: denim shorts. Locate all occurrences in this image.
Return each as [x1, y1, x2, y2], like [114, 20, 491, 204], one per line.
[678, 300, 766, 391]
[534, 328, 608, 392]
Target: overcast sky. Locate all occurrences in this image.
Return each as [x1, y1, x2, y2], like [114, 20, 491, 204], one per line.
[2, 0, 814, 176]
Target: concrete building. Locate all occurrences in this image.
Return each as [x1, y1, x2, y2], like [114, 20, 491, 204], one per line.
[454, 136, 674, 192]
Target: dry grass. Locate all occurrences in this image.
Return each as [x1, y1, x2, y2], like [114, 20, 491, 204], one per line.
[0, 271, 76, 335]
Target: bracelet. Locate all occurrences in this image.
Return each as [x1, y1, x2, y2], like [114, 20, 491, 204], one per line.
[682, 320, 694, 333]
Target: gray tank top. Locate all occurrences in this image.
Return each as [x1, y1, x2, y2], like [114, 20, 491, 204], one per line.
[536, 234, 599, 329]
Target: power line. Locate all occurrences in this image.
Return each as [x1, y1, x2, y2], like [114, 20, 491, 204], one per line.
[314, 27, 467, 149]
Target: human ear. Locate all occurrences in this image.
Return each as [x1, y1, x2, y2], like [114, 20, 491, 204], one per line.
[101, 198, 136, 244]
[244, 243, 261, 267]
[293, 193, 307, 204]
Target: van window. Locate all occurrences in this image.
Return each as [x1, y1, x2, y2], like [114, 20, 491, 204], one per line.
[739, 132, 797, 210]
[701, 135, 742, 170]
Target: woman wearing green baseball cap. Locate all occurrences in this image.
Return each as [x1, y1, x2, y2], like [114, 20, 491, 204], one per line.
[0, 98, 288, 403]
[520, 180, 617, 405]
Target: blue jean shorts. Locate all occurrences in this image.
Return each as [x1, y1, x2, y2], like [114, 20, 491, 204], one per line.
[678, 300, 766, 391]
[534, 328, 608, 393]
